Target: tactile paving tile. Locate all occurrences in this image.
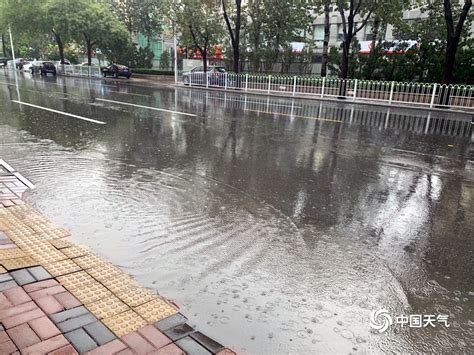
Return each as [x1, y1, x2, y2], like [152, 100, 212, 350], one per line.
[61, 245, 90, 259]
[70, 281, 113, 304]
[86, 264, 123, 282]
[85, 295, 130, 319]
[73, 253, 111, 270]
[1, 256, 38, 270]
[99, 273, 139, 293]
[25, 248, 68, 264]
[102, 310, 148, 337]
[43, 259, 82, 276]
[0, 247, 27, 260]
[115, 286, 159, 307]
[49, 238, 73, 249]
[133, 298, 178, 323]
[58, 271, 97, 290]
[0, 266, 7, 273]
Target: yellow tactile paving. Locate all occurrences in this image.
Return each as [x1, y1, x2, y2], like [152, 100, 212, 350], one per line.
[133, 298, 178, 323]
[115, 286, 158, 307]
[99, 273, 139, 293]
[73, 253, 111, 270]
[0, 248, 27, 260]
[71, 281, 113, 304]
[86, 264, 123, 281]
[57, 271, 96, 290]
[61, 245, 90, 259]
[102, 310, 148, 337]
[85, 295, 130, 319]
[1, 256, 38, 270]
[49, 238, 73, 249]
[43, 259, 82, 277]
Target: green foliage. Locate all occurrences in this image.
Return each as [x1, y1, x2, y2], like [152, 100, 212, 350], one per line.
[159, 50, 171, 69]
[104, 42, 154, 68]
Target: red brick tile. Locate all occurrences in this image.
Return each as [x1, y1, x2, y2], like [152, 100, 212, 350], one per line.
[3, 308, 45, 329]
[150, 343, 185, 355]
[48, 344, 79, 355]
[29, 316, 61, 340]
[54, 292, 81, 310]
[1, 200, 14, 207]
[216, 349, 237, 355]
[0, 330, 10, 343]
[0, 301, 37, 320]
[0, 293, 13, 309]
[0, 243, 16, 249]
[35, 295, 65, 315]
[29, 285, 66, 300]
[24, 279, 59, 293]
[7, 323, 40, 349]
[85, 339, 128, 355]
[3, 286, 31, 306]
[13, 200, 25, 205]
[115, 349, 134, 355]
[21, 335, 69, 354]
[138, 325, 171, 349]
[121, 332, 155, 353]
[0, 340, 17, 353]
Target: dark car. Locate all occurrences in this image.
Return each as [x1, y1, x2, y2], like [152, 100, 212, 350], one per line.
[40, 62, 56, 76]
[102, 64, 131, 79]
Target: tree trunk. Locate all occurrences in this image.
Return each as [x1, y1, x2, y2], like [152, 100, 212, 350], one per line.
[321, 0, 330, 77]
[202, 50, 207, 85]
[441, 0, 472, 84]
[52, 30, 65, 64]
[340, 40, 350, 79]
[222, 0, 242, 74]
[84, 34, 92, 66]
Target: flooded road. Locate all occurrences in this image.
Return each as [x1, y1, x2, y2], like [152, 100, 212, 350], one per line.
[0, 73, 472, 353]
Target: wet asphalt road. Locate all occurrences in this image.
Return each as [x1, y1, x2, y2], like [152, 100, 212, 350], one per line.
[0, 72, 473, 354]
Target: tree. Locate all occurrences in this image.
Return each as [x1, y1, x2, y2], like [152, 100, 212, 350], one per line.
[336, 0, 378, 79]
[69, 0, 129, 66]
[321, 0, 331, 76]
[246, 0, 264, 71]
[222, 0, 242, 73]
[442, 0, 472, 84]
[175, 0, 222, 76]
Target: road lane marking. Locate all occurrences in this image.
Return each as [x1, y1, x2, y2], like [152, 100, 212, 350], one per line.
[96, 98, 197, 117]
[11, 100, 106, 125]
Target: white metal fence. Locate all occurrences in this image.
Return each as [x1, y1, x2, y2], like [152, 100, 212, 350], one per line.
[181, 72, 474, 110]
[57, 65, 102, 78]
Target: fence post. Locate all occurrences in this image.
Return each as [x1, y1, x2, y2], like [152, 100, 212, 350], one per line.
[267, 75, 271, 94]
[245, 73, 248, 92]
[389, 81, 395, 104]
[292, 76, 297, 96]
[88, 65, 91, 78]
[430, 83, 437, 108]
[352, 79, 358, 101]
[224, 73, 228, 90]
[206, 72, 209, 88]
[321, 77, 326, 98]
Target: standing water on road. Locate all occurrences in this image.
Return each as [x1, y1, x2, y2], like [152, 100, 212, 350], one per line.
[0, 75, 472, 353]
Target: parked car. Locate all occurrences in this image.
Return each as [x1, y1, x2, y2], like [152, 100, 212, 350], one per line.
[40, 62, 57, 76]
[182, 66, 229, 86]
[101, 64, 131, 79]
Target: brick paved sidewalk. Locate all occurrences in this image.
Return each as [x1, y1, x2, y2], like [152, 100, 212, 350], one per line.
[0, 161, 235, 355]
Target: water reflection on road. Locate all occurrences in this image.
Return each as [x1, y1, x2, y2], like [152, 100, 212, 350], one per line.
[0, 74, 472, 353]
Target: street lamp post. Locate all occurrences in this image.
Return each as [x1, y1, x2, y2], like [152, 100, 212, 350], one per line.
[8, 24, 20, 102]
[173, 24, 178, 85]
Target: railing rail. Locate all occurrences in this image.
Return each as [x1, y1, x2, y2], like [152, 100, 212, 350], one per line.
[180, 72, 474, 110]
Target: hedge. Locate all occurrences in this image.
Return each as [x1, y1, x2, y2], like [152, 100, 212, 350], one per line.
[131, 68, 174, 75]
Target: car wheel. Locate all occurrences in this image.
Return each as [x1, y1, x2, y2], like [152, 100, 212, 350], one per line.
[103, 72, 106, 78]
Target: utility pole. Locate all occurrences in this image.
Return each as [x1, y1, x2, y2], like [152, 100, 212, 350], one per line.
[173, 23, 178, 85]
[8, 24, 20, 102]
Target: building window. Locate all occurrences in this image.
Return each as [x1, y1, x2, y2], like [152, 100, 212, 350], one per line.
[313, 25, 324, 41]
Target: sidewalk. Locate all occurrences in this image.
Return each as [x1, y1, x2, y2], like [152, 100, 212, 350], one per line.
[0, 161, 234, 354]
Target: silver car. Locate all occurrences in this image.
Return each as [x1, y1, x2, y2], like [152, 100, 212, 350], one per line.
[182, 66, 230, 86]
